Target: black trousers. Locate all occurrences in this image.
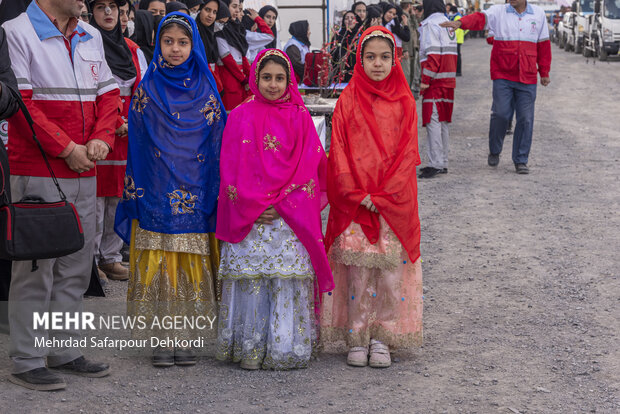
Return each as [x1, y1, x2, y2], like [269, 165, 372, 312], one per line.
[457, 43, 462, 75]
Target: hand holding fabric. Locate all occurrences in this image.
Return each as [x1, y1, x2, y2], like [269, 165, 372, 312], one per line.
[361, 194, 378, 213]
[256, 206, 281, 225]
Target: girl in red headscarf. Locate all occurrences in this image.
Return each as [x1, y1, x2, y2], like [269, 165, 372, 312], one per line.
[321, 26, 423, 368]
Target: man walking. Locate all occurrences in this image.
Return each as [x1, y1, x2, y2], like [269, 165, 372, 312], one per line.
[3, 0, 119, 390]
[442, 0, 551, 174]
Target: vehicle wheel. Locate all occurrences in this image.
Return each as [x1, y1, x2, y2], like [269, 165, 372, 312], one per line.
[583, 43, 592, 57]
[575, 39, 582, 54]
[559, 34, 565, 48]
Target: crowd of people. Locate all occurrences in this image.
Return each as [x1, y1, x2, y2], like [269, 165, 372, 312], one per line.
[0, 0, 551, 392]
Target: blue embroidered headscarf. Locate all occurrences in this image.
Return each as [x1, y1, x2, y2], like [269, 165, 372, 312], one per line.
[115, 12, 226, 243]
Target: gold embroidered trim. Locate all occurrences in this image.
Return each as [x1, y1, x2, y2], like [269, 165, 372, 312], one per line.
[167, 188, 198, 215]
[254, 49, 290, 84]
[301, 179, 316, 199]
[219, 271, 313, 281]
[131, 86, 149, 113]
[226, 185, 238, 203]
[123, 175, 145, 200]
[319, 326, 423, 350]
[263, 133, 281, 152]
[200, 94, 222, 126]
[158, 54, 174, 69]
[134, 226, 210, 255]
[330, 249, 400, 271]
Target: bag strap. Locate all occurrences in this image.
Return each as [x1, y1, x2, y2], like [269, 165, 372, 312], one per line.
[7, 86, 67, 201]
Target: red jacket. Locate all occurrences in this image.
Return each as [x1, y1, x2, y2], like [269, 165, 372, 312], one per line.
[460, 4, 551, 84]
[4, 6, 119, 178]
[96, 39, 143, 197]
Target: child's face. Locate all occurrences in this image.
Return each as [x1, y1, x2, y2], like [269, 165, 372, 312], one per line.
[362, 38, 393, 82]
[258, 61, 288, 101]
[160, 25, 192, 66]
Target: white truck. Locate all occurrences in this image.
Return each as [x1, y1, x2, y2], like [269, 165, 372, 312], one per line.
[582, 0, 620, 59]
[571, 0, 596, 53]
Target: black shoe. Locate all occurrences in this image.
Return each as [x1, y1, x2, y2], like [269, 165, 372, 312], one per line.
[9, 367, 66, 391]
[174, 348, 197, 366]
[515, 163, 529, 174]
[51, 356, 110, 378]
[418, 167, 441, 179]
[439, 168, 448, 174]
[456, 73, 462, 77]
[152, 347, 175, 367]
[488, 153, 500, 166]
[120, 243, 130, 263]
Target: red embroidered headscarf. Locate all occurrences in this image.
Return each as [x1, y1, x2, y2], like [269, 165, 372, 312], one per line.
[324, 26, 422, 262]
[216, 49, 334, 295]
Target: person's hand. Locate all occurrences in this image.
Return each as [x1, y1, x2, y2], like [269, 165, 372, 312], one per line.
[540, 77, 551, 86]
[403, 51, 410, 59]
[420, 83, 429, 91]
[86, 139, 110, 161]
[247, 8, 259, 19]
[256, 206, 281, 225]
[440, 20, 461, 29]
[115, 122, 128, 137]
[371, 17, 382, 26]
[401, 14, 409, 26]
[64, 145, 95, 173]
[361, 194, 378, 213]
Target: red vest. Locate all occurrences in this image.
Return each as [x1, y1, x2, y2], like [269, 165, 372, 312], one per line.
[96, 39, 142, 197]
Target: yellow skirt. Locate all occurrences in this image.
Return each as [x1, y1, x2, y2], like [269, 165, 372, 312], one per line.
[126, 220, 217, 340]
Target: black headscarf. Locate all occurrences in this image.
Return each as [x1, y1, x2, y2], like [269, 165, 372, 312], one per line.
[351, 1, 366, 14]
[182, 0, 203, 9]
[241, 11, 254, 31]
[288, 20, 310, 47]
[138, 0, 164, 10]
[215, 3, 249, 56]
[0, 0, 30, 25]
[379, 2, 397, 25]
[89, 0, 136, 81]
[166, 1, 189, 14]
[132, 9, 155, 63]
[196, 0, 220, 64]
[258, 5, 278, 49]
[423, 0, 446, 19]
[216, 0, 230, 20]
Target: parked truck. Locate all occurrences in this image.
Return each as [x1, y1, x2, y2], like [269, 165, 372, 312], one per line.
[572, 0, 595, 53]
[582, 0, 620, 60]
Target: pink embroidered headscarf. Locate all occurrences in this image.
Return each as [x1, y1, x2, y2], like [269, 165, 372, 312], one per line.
[216, 49, 334, 295]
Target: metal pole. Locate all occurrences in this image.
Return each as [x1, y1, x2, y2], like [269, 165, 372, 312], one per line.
[325, 0, 329, 45]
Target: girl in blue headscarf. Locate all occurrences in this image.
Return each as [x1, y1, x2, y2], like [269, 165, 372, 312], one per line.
[115, 12, 226, 368]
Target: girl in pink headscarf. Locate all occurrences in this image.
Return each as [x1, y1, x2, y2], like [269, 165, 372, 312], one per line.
[215, 49, 334, 370]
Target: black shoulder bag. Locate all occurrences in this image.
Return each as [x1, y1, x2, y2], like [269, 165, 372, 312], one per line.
[0, 88, 84, 270]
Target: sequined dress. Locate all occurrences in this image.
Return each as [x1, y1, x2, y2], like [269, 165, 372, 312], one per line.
[216, 218, 317, 370]
[320, 216, 423, 350]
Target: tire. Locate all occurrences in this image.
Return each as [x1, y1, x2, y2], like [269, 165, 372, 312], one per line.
[559, 34, 565, 48]
[575, 39, 582, 54]
[599, 46, 608, 61]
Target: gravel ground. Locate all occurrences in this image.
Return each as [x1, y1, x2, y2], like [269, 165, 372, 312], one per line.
[0, 38, 619, 413]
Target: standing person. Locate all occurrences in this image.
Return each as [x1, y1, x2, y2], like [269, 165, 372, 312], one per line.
[0, 0, 30, 25]
[446, 4, 465, 76]
[139, 0, 166, 16]
[352, 1, 367, 22]
[215, 49, 333, 370]
[321, 27, 423, 368]
[183, 0, 203, 18]
[284, 20, 311, 83]
[215, 0, 251, 110]
[258, 5, 279, 49]
[196, 0, 223, 93]
[89, 0, 147, 282]
[132, 9, 156, 62]
[362, 4, 383, 31]
[3, 0, 119, 390]
[441, 0, 551, 174]
[242, 8, 274, 63]
[400, 1, 420, 92]
[417, 0, 457, 179]
[382, 4, 410, 61]
[115, 12, 225, 367]
[330, 10, 359, 83]
[0, 26, 19, 336]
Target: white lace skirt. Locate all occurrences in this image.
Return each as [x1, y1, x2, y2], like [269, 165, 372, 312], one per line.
[216, 219, 317, 370]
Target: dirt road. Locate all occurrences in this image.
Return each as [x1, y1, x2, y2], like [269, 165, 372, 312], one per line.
[1, 38, 619, 413]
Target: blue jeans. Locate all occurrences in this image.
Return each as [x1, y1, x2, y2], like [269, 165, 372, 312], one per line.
[488, 79, 537, 164]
